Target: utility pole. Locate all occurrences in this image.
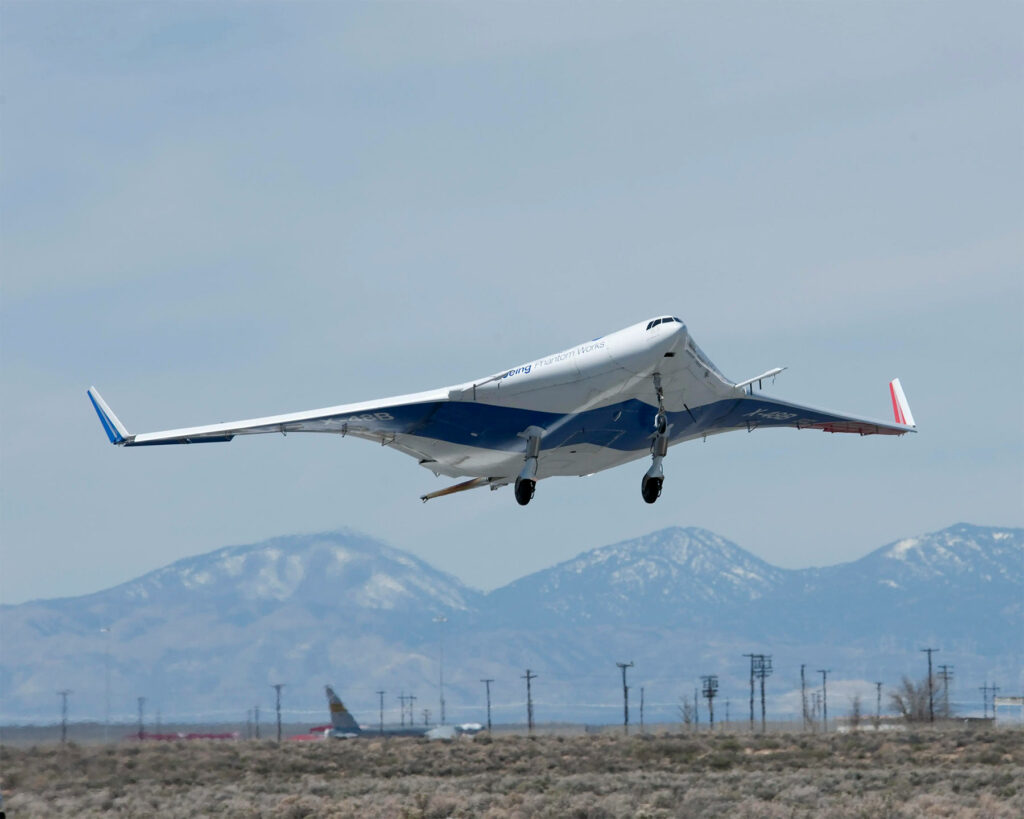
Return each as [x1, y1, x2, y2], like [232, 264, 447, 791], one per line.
[408, 695, 417, 726]
[423, 708, 431, 726]
[725, 698, 730, 728]
[376, 690, 386, 735]
[743, 654, 756, 731]
[701, 675, 719, 730]
[979, 683, 1000, 719]
[754, 655, 773, 733]
[817, 670, 830, 733]
[58, 690, 72, 744]
[801, 665, 809, 732]
[875, 682, 883, 729]
[434, 615, 447, 725]
[522, 669, 537, 735]
[137, 696, 146, 741]
[481, 679, 494, 733]
[937, 665, 953, 719]
[616, 661, 634, 734]
[920, 648, 938, 723]
[246, 708, 253, 739]
[101, 626, 111, 743]
[272, 684, 285, 742]
[254, 705, 260, 739]
[398, 694, 407, 727]
[694, 687, 700, 728]
[640, 687, 645, 733]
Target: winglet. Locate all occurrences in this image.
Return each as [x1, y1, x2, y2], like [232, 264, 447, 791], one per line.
[889, 379, 916, 428]
[87, 387, 130, 444]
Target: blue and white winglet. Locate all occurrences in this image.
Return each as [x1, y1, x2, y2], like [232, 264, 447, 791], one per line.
[87, 387, 131, 445]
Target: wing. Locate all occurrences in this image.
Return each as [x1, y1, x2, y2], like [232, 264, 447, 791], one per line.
[87, 385, 451, 449]
[691, 378, 917, 438]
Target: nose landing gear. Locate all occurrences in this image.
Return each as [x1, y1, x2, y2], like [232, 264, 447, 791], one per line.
[643, 373, 670, 504]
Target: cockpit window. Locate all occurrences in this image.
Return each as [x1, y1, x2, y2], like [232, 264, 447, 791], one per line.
[646, 316, 682, 331]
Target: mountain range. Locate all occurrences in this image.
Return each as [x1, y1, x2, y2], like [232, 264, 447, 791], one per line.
[1, 523, 1020, 725]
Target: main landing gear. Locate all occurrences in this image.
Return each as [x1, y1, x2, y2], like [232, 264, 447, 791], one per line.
[642, 373, 670, 504]
[514, 478, 536, 506]
[515, 425, 544, 506]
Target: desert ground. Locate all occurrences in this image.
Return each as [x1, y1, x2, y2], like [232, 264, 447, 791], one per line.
[2, 727, 1022, 817]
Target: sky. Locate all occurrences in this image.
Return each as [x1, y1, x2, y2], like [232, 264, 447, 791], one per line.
[2, 1, 1021, 606]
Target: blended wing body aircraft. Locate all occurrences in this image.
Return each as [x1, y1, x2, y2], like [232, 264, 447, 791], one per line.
[88, 315, 915, 505]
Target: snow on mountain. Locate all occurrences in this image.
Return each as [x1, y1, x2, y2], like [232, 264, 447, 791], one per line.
[483, 527, 787, 627]
[31, 530, 480, 632]
[855, 523, 1023, 588]
[0, 531, 482, 722]
[767, 524, 1024, 652]
[0, 524, 1019, 723]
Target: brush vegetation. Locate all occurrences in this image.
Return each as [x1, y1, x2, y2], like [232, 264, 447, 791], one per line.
[2, 728, 1022, 817]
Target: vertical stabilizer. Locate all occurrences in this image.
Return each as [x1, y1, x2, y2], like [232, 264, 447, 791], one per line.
[325, 686, 361, 733]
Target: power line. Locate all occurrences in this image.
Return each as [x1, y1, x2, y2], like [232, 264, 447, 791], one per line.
[801, 664, 809, 732]
[480, 679, 494, 733]
[376, 690, 386, 735]
[920, 648, 938, 722]
[272, 684, 285, 742]
[58, 690, 72, 744]
[434, 615, 447, 725]
[137, 696, 146, 741]
[398, 693, 407, 728]
[254, 704, 260, 739]
[522, 669, 537, 735]
[100, 626, 111, 744]
[754, 655, 773, 733]
[743, 654, 757, 731]
[937, 665, 953, 719]
[616, 661, 634, 735]
[701, 675, 719, 731]
[817, 670, 830, 733]
[875, 681, 883, 729]
[408, 695, 417, 726]
[979, 682, 1000, 719]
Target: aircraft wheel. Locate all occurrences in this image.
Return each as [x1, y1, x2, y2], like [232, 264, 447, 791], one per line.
[514, 478, 536, 506]
[641, 476, 663, 504]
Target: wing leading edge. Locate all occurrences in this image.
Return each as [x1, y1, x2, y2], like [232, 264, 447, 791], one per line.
[701, 378, 916, 438]
[86, 386, 450, 447]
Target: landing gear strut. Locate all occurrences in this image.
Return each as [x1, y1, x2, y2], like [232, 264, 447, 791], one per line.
[515, 425, 544, 506]
[643, 373, 670, 504]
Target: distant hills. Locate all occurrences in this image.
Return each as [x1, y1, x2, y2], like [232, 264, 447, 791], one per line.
[1, 523, 1020, 725]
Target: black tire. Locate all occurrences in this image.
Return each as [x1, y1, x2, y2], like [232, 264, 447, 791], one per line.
[641, 476, 663, 504]
[514, 478, 536, 506]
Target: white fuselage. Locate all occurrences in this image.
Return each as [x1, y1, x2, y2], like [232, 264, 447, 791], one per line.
[400, 318, 736, 481]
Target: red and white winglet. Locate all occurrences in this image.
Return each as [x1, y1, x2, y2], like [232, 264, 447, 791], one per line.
[889, 378, 916, 428]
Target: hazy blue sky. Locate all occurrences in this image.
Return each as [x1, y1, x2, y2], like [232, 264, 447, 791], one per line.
[2, 1, 1021, 605]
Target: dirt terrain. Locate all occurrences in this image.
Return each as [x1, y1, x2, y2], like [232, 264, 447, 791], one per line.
[2, 727, 1021, 817]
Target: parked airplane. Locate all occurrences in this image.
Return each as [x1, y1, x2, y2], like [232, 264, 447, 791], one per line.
[88, 315, 915, 505]
[321, 686, 481, 740]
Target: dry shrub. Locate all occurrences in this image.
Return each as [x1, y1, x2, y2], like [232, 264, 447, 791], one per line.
[1, 729, 1021, 817]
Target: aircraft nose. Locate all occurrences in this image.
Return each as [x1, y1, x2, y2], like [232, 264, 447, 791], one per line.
[659, 320, 687, 351]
